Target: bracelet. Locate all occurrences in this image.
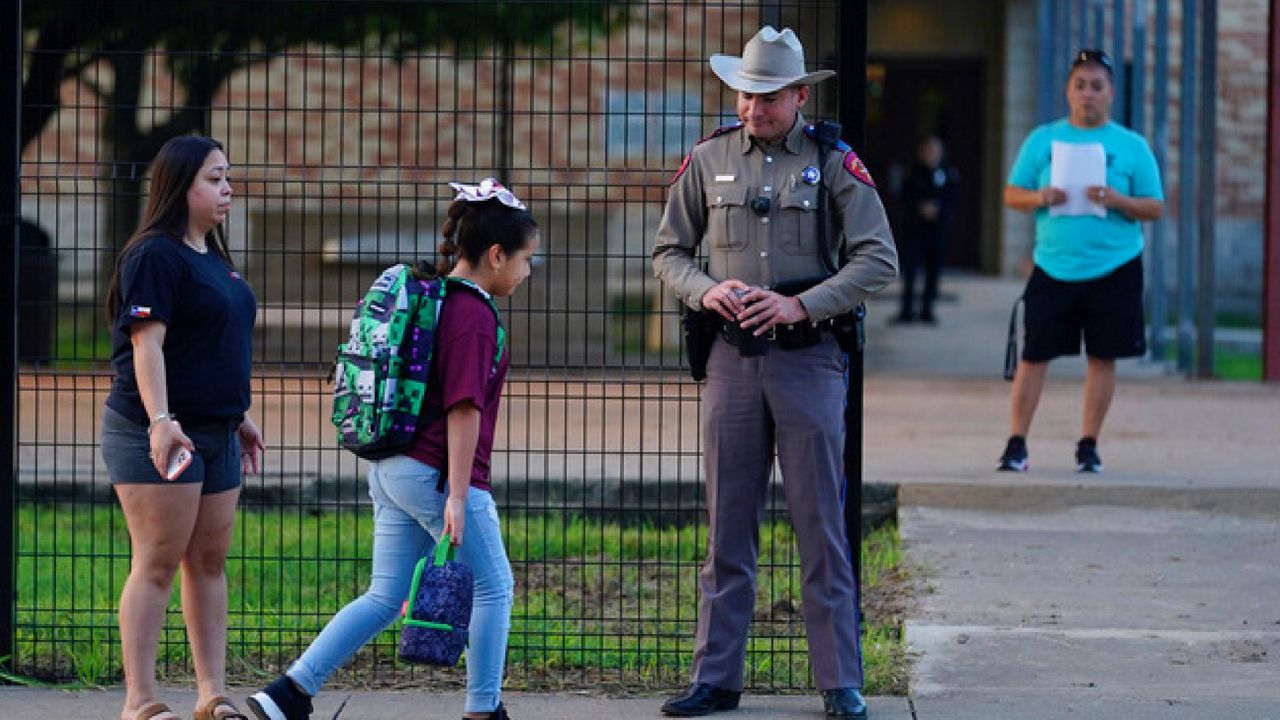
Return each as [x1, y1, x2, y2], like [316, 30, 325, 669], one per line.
[148, 411, 177, 433]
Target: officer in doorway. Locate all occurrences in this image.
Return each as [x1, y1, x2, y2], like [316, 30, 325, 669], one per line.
[896, 134, 958, 323]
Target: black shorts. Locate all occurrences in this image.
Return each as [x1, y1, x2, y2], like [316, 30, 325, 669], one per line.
[1022, 255, 1146, 362]
[101, 405, 243, 495]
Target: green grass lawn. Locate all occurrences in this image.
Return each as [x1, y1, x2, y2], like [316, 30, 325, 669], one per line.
[10, 504, 909, 694]
[51, 311, 112, 368]
[1211, 348, 1263, 381]
[1161, 343, 1262, 381]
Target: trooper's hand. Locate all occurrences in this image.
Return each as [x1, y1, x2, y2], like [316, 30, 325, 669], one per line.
[701, 280, 752, 322]
[736, 289, 809, 335]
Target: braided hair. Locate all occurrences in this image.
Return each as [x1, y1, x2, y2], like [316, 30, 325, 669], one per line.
[436, 196, 538, 276]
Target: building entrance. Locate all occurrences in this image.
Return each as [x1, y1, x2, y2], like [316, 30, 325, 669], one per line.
[865, 57, 985, 270]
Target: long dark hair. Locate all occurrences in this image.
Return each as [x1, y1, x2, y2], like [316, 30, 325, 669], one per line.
[105, 135, 236, 321]
[436, 197, 538, 276]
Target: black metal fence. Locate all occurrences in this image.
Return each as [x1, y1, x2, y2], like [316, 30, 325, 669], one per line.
[10, 0, 850, 691]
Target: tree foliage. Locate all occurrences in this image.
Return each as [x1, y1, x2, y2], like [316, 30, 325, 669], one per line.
[22, 0, 632, 273]
[23, 0, 632, 150]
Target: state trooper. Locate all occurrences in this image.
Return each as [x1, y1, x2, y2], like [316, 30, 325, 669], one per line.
[652, 26, 898, 720]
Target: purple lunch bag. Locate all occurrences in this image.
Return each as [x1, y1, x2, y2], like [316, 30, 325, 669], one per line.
[399, 535, 474, 666]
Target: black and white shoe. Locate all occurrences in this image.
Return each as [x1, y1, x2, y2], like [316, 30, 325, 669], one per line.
[247, 675, 313, 720]
[1076, 437, 1103, 473]
[997, 435, 1029, 472]
[463, 702, 511, 719]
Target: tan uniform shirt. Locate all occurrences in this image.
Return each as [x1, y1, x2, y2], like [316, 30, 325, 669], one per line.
[653, 114, 898, 322]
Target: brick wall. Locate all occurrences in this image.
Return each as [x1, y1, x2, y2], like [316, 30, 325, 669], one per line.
[20, 0, 1270, 312]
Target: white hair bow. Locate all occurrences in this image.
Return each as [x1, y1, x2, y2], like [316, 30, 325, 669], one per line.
[448, 178, 526, 210]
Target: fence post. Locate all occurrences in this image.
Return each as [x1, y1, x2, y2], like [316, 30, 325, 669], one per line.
[1037, 0, 1058, 124]
[1176, 0, 1198, 373]
[1267, 0, 1280, 381]
[1, 0, 22, 674]
[1151, 0, 1170, 364]
[838, 0, 868, 591]
[1195, 0, 1216, 378]
[1111, 0, 1126, 126]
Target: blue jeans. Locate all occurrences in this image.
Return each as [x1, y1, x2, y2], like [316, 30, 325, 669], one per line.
[287, 456, 514, 713]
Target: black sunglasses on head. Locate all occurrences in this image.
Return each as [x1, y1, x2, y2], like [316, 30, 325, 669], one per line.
[1073, 49, 1114, 74]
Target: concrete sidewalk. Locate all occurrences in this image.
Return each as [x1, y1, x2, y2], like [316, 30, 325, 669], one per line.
[0, 687, 916, 720]
[903, 502, 1280, 720]
[6, 274, 1278, 719]
[872, 277, 1280, 720]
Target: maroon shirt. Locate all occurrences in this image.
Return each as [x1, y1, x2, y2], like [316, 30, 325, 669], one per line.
[405, 282, 508, 490]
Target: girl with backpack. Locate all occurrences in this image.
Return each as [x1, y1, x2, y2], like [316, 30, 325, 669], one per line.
[249, 179, 539, 720]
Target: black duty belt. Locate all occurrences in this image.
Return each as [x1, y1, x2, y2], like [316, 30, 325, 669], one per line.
[720, 318, 837, 351]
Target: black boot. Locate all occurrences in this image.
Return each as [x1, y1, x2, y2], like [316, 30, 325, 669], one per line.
[822, 688, 867, 719]
[462, 702, 510, 720]
[661, 683, 741, 717]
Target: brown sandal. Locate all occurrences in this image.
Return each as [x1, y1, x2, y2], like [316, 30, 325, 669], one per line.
[194, 695, 249, 720]
[133, 702, 179, 720]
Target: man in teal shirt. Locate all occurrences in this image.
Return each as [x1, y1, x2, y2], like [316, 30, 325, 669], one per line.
[1000, 49, 1164, 473]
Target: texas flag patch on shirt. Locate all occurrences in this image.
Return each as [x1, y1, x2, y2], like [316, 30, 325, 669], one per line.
[842, 150, 876, 188]
[128, 305, 152, 318]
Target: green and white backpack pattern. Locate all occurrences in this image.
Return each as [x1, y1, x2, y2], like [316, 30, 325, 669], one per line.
[331, 264, 503, 459]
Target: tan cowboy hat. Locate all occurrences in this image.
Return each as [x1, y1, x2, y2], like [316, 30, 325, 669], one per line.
[709, 26, 835, 93]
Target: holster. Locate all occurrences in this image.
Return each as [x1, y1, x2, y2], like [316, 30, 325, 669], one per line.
[681, 304, 719, 381]
[832, 306, 866, 354]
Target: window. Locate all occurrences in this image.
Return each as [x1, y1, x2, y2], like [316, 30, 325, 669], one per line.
[606, 90, 705, 159]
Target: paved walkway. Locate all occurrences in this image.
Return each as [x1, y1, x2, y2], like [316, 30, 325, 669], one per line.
[5, 274, 1278, 719]
[0, 687, 916, 719]
[874, 276, 1280, 720]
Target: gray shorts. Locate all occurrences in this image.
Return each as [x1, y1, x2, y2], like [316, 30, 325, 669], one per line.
[101, 405, 242, 495]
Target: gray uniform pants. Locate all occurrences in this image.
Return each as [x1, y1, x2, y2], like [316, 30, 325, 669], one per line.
[692, 333, 863, 692]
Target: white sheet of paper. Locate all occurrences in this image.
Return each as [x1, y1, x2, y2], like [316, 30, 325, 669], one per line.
[1049, 141, 1107, 217]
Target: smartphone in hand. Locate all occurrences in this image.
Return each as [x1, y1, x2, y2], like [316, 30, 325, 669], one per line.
[164, 446, 193, 481]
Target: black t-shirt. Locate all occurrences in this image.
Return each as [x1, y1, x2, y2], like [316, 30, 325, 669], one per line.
[106, 234, 257, 426]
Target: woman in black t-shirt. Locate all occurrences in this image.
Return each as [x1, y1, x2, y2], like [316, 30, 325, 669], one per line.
[101, 135, 263, 720]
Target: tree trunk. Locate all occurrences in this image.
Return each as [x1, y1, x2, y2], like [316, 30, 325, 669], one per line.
[99, 50, 146, 293]
[496, 37, 515, 180]
[97, 48, 219, 290]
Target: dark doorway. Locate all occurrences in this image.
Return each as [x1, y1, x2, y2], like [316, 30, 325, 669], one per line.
[864, 57, 985, 270]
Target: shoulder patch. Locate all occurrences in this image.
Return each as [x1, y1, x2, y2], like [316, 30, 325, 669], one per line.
[670, 123, 744, 184]
[842, 149, 876, 188]
[804, 125, 865, 185]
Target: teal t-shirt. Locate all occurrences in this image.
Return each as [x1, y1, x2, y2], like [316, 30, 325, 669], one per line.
[1007, 119, 1164, 281]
